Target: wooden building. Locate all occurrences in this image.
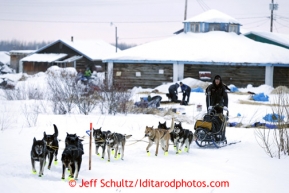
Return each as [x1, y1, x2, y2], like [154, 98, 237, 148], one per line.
[20, 38, 118, 75]
[9, 50, 35, 73]
[104, 10, 289, 89]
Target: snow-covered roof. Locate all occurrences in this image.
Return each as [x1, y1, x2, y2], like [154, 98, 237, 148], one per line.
[10, 50, 36, 55]
[185, 9, 241, 25]
[36, 39, 119, 61]
[55, 55, 83, 63]
[21, 53, 67, 62]
[104, 31, 289, 66]
[243, 31, 289, 48]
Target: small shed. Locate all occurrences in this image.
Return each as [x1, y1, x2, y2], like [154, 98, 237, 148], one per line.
[20, 38, 119, 75]
[9, 50, 35, 72]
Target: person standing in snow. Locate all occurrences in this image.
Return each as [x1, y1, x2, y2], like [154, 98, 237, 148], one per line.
[168, 83, 179, 102]
[205, 75, 229, 113]
[180, 82, 191, 105]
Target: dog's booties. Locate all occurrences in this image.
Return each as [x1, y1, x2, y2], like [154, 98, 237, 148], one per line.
[174, 146, 177, 151]
[178, 149, 182, 153]
[146, 151, 150, 156]
[164, 151, 168, 156]
[54, 161, 58, 165]
[117, 153, 121, 159]
[32, 170, 37, 174]
[184, 147, 188, 152]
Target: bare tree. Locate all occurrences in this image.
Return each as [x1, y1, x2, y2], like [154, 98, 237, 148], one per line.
[47, 74, 77, 114]
[254, 87, 289, 158]
[98, 83, 132, 115]
[21, 102, 40, 127]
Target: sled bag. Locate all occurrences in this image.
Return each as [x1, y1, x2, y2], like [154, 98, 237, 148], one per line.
[194, 120, 212, 130]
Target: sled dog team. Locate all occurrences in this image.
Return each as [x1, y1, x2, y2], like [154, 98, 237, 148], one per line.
[31, 118, 194, 180]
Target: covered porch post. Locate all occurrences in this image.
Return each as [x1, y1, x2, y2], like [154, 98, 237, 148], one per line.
[107, 62, 114, 87]
[173, 62, 184, 82]
[265, 66, 274, 87]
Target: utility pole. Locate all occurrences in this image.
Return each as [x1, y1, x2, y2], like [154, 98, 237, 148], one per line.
[111, 22, 118, 52]
[115, 26, 118, 53]
[269, 0, 278, 32]
[184, 0, 188, 20]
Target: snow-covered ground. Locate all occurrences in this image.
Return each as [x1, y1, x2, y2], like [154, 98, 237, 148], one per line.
[0, 68, 288, 193]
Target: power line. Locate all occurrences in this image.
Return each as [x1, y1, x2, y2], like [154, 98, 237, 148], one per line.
[244, 19, 269, 29]
[242, 18, 269, 26]
[196, 0, 208, 11]
[273, 22, 279, 32]
[236, 16, 269, 19]
[198, 0, 210, 10]
[275, 21, 289, 28]
[0, 18, 181, 24]
[279, 18, 289, 23]
[120, 34, 172, 40]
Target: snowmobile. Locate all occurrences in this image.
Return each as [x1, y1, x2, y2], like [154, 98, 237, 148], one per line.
[194, 104, 228, 148]
[75, 76, 100, 95]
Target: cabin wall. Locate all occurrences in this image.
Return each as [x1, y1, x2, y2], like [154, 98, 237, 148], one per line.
[184, 64, 266, 87]
[111, 63, 173, 89]
[274, 67, 289, 87]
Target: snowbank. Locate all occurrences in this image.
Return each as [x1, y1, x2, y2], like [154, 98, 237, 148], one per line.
[0, 51, 10, 65]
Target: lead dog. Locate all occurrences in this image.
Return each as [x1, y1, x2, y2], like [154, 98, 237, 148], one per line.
[106, 133, 132, 162]
[93, 127, 111, 159]
[31, 137, 47, 177]
[173, 122, 194, 153]
[145, 118, 174, 156]
[43, 124, 59, 170]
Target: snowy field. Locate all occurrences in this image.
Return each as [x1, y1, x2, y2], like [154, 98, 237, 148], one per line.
[0, 69, 289, 193]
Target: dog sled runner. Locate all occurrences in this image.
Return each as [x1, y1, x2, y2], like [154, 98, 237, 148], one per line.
[194, 105, 229, 148]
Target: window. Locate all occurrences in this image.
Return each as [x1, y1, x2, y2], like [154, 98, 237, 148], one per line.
[209, 23, 220, 31]
[229, 24, 238, 33]
[190, 23, 200, 33]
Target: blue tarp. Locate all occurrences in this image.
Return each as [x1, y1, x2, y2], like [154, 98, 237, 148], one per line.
[263, 113, 284, 122]
[229, 85, 239, 92]
[191, 87, 204, 93]
[228, 122, 238, 127]
[252, 93, 269, 102]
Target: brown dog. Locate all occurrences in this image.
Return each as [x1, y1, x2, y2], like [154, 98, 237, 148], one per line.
[145, 118, 174, 156]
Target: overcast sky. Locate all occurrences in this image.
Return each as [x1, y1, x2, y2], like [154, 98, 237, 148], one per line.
[0, 0, 289, 45]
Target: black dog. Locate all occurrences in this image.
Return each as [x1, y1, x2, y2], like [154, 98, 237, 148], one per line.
[93, 127, 111, 159]
[65, 132, 84, 154]
[43, 124, 59, 170]
[158, 121, 176, 144]
[173, 122, 194, 153]
[31, 137, 47, 177]
[61, 139, 83, 180]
